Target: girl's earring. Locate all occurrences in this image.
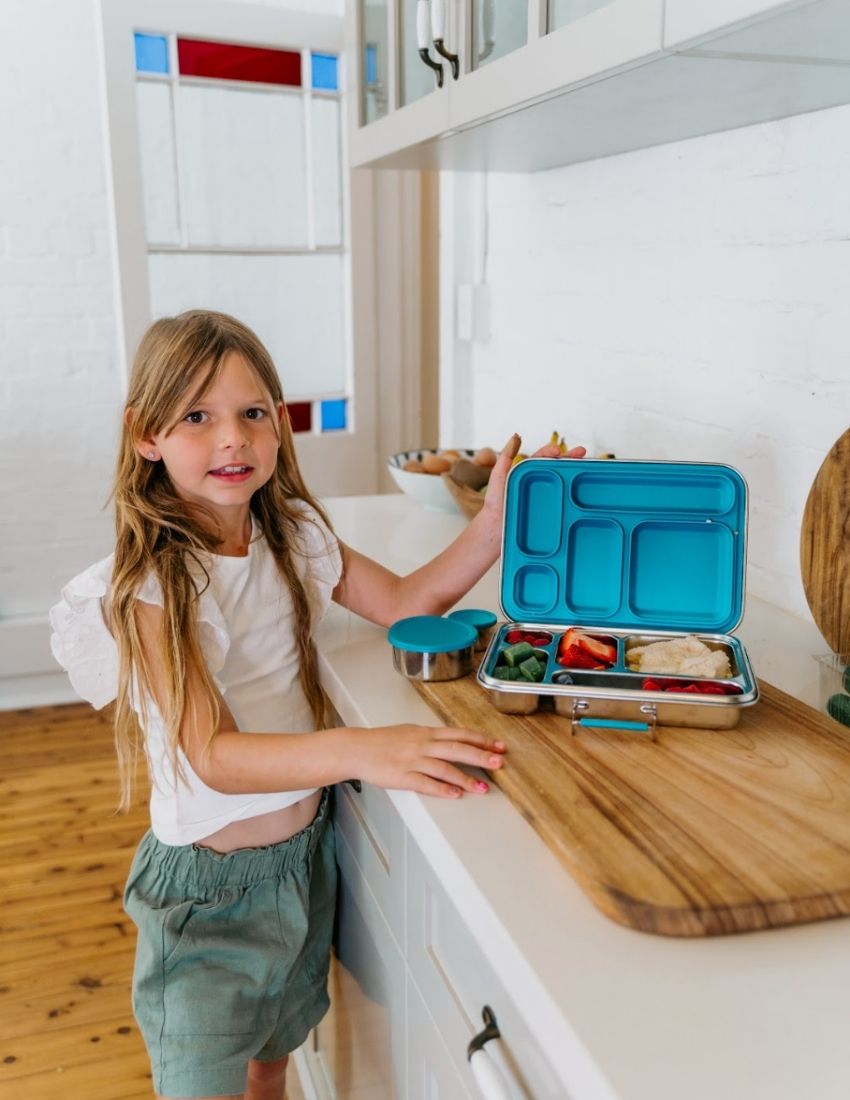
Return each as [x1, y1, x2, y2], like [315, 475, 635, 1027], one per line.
[147, 451, 157, 461]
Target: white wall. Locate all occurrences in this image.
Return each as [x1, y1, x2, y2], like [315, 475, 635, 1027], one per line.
[0, 0, 342, 706]
[448, 104, 850, 623]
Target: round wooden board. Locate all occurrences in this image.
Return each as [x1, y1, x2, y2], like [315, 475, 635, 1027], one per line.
[801, 426, 850, 656]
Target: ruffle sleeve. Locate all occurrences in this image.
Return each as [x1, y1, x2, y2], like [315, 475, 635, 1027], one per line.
[291, 502, 344, 619]
[49, 556, 118, 710]
[49, 557, 232, 708]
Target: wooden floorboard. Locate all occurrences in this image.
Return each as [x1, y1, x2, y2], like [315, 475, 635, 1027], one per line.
[0, 703, 155, 1099]
[0, 703, 306, 1099]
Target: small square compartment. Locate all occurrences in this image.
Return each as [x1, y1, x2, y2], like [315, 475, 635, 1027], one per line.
[554, 629, 619, 671]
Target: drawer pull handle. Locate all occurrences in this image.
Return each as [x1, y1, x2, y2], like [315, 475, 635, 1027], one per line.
[468, 1006, 512, 1100]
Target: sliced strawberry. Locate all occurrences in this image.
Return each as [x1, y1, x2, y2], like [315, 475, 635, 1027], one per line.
[576, 634, 617, 666]
[696, 682, 726, 695]
[559, 628, 584, 652]
[558, 644, 605, 670]
[642, 679, 662, 692]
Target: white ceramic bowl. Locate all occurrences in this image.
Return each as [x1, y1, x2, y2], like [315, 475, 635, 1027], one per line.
[387, 449, 476, 513]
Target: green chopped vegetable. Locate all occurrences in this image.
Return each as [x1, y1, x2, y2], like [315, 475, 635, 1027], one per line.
[532, 648, 549, 662]
[503, 641, 534, 667]
[519, 656, 545, 682]
[493, 666, 522, 681]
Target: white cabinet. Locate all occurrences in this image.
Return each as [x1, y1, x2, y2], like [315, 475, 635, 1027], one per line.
[300, 783, 567, 1099]
[303, 804, 407, 1099]
[298, 782, 561, 1099]
[345, 0, 850, 173]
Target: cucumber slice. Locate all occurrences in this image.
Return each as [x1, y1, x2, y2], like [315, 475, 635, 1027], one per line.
[503, 641, 534, 667]
[519, 656, 544, 682]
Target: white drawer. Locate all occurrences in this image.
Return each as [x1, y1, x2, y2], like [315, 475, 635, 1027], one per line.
[407, 973, 475, 1100]
[334, 781, 405, 950]
[406, 838, 568, 1100]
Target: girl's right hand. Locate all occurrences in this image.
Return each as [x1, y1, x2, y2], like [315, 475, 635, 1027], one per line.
[347, 725, 506, 798]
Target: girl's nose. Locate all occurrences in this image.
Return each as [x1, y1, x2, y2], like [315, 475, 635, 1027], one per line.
[219, 418, 249, 448]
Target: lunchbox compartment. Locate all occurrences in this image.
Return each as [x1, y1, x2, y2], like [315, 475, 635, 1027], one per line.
[624, 633, 740, 678]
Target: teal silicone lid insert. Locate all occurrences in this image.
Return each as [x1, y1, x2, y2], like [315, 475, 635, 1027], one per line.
[388, 615, 478, 654]
[447, 608, 497, 630]
[500, 458, 748, 634]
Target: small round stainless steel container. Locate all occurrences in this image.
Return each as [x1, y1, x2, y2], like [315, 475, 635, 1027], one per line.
[447, 608, 498, 653]
[391, 645, 474, 681]
[388, 615, 478, 683]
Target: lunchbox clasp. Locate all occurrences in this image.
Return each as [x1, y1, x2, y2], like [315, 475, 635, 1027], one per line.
[570, 700, 658, 741]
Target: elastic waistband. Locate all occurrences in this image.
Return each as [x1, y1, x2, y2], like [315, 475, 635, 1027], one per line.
[139, 788, 331, 889]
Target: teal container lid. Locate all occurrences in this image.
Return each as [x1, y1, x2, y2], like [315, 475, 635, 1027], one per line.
[448, 608, 497, 630]
[501, 458, 748, 635]
[388, 615, 477, 653]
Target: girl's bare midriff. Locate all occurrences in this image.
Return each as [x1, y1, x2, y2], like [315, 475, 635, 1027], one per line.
[194, 789, 323, 853]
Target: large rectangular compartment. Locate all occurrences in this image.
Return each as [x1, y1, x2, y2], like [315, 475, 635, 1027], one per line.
[477, 458, 759, 733]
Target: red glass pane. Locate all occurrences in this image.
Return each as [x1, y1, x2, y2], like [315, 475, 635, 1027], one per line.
[177, 38, 301, 86]
[286, 402, 312, 433]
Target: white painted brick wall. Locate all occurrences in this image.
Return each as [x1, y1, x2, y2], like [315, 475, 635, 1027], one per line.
[457, 105, 850, 623]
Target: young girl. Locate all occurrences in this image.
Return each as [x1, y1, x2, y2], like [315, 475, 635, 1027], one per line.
[50, 309, 582, 1100]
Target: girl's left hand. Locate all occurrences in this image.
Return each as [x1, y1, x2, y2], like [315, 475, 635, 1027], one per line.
[480, 434, 586, 525]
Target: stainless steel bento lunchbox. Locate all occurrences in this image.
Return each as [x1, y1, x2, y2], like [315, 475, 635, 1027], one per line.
[477, 458, 759, 736]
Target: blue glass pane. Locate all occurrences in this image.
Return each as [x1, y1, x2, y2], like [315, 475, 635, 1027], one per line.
[135, 32, 169, 74]
[311, 52, 338, 91]
[320, 398, 347, 432]
[365, 45, 378, 86]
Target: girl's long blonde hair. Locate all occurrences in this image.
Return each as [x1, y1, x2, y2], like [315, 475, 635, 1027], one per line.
[110, 309, 334, 807]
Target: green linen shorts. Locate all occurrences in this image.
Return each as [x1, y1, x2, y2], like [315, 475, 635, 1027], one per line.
[124, 788, 336, 1098]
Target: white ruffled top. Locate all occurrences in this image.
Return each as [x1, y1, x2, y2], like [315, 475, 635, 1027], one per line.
[49, 504, 343, 846]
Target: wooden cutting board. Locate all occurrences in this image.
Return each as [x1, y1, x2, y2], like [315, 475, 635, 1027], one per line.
[801, 425, 850, 656]
[414, 676, 850, 937]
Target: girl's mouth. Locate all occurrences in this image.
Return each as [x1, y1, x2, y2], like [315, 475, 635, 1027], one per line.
[209, 465, 254, 483]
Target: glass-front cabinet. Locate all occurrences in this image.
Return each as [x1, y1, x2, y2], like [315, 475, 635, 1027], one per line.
[470, 0, 528, 70]
[360, 0, 390, 123]
[347, 0, 665, 169]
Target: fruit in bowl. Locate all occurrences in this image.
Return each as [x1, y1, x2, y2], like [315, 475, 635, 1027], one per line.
[388, 448, 497, 514]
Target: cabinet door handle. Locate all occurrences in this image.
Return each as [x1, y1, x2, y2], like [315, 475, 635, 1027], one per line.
[417, 0, 444, 87]
[478, 0, 495, 62]
[431, 0, 460, 79]
[467, 1006, 513, 1100]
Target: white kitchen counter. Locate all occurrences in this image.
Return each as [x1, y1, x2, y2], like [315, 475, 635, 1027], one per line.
[315, 492, 850, 1100]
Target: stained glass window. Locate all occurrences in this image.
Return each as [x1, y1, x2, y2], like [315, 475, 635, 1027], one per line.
[311, 53, 338, 91]
[134, 32, 169, 74]
[286, 402, 312, 433]
[321, 399, 347, 432]
[177, 38, 301, 85]
[135, 30, 347, 416]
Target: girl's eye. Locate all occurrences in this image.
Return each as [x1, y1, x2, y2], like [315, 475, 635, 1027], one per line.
[244, 407, 266, 421]
[184, 410, 207, 425]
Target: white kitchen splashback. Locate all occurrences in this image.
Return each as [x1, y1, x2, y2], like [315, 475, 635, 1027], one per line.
[443, 102, 850, 622]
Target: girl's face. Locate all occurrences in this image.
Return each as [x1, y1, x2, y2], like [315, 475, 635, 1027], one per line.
[137, 351, 283, 525]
